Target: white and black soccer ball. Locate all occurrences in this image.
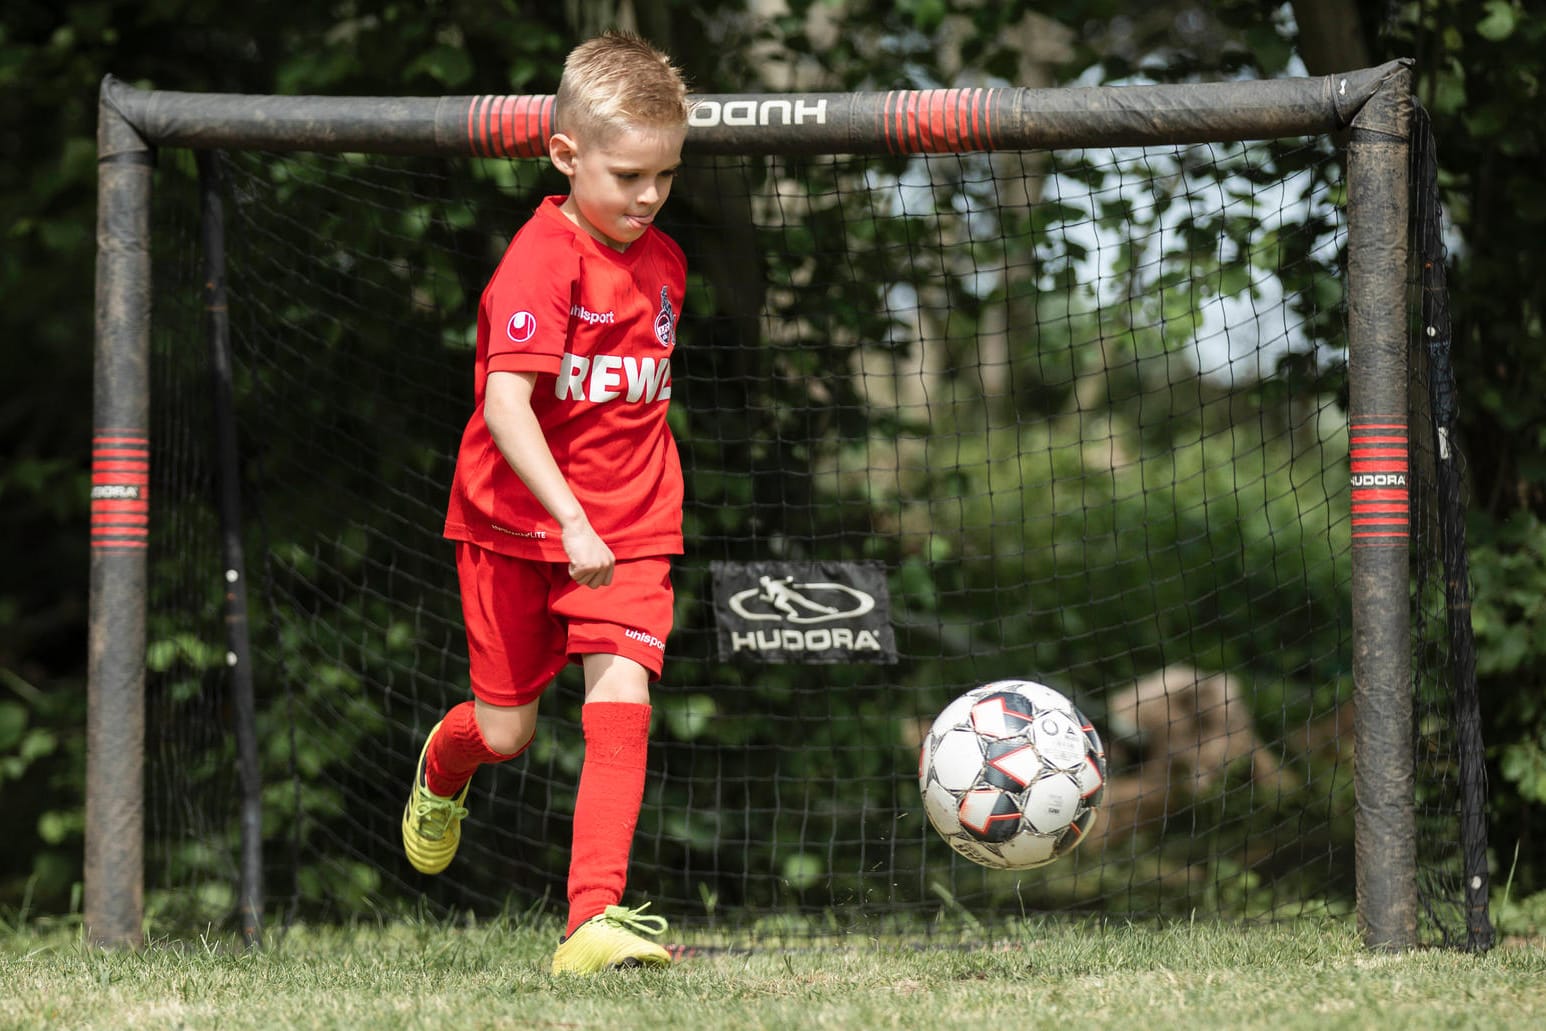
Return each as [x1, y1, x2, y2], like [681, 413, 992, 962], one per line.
[919, 679, 1107, 870]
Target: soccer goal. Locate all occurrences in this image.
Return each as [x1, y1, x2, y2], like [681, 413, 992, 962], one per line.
[90, 59, 1491, 952]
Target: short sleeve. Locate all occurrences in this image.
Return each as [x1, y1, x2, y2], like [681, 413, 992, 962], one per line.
[483, 234, 579, 377]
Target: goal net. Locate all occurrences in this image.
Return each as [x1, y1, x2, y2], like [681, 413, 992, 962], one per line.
[90, 62, 1491, 951]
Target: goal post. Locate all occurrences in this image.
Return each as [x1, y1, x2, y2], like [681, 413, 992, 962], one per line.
[1343, 74, 1418, 951]
[89, 59, 1485, 952]
[89, 88, 154, 950]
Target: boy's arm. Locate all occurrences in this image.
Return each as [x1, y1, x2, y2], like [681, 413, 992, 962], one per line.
[483, 370, 615, 588]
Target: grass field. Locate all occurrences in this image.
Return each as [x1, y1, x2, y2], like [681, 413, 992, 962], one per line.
[3, 914, 1544, 1030]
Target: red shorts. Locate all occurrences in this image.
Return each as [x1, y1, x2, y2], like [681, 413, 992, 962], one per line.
[456, 541, 674, 707]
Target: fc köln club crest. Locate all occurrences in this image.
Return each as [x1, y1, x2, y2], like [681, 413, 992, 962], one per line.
[653, 286, 676, 347]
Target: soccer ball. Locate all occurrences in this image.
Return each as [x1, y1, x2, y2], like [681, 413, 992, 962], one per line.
[918, 679, 1107, 870]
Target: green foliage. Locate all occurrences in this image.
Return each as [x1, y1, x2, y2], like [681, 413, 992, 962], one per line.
[1469, 512, 1546, 814]
[1378, 0, 1546, 895]
[5, 0, 1544, 928]
[0, 667, 80, 911]
[0, 0, 611, 917]
[1469, 513, 1546, 680]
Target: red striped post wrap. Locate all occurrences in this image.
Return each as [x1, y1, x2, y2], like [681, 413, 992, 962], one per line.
[467, 94, 555, 158]
[91, 432, 149, 551]
[1349, 418, 1409, 547]
[880, 88, 997, 154]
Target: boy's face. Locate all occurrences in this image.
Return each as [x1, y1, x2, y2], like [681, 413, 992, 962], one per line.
[550, 125, 686, 252]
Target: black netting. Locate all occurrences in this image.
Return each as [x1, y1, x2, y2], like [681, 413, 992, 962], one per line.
[139, 130, 1482, 948]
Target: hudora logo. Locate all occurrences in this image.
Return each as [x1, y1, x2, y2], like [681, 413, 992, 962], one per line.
[688, 98, 829, 128]
[725, 575, 883, 654]
[729, 626, 885, 654]
[1351, 473, 1407, 487]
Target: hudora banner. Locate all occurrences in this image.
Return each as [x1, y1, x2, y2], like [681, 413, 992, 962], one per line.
[709, 560, 898, 664]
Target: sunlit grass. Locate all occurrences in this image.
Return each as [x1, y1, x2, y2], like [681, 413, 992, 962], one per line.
[2, 914, 1544, 1030]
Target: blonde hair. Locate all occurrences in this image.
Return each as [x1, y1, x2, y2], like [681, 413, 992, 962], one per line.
[555, 30, 689, 143]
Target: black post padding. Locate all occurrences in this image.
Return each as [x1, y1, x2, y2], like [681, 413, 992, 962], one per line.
[1412, 107, 1493, 953]
[1346, 65, 1417, 951]
[197, 152, 265, 949]
[101, 61, 1410, 157]
[87, 75, 153, 950]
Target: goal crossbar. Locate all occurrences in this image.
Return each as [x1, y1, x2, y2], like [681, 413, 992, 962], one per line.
[101, 62, 1403, 157]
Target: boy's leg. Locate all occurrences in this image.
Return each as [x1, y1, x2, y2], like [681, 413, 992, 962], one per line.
[566, 656, 653, 931]
[403, 699, 534, 875]
[551, 653, 671, 973]
[404, 544, 567, 875]
[423, 699, 534, 798]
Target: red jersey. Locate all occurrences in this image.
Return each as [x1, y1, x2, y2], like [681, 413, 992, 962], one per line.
[445, 196, 686, 561]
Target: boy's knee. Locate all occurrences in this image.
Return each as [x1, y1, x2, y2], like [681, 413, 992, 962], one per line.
[482, 725, 534, 758]
[581, 653, 653, 705]
[474, 703, 537, 757]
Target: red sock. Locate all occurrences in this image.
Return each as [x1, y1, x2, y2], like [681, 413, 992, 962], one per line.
[565, 701, 651, 935]
[423, 700, 524, 798]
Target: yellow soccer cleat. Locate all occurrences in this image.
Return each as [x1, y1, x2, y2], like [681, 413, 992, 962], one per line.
[551, 904, 672, 974]
[401, 721, 470, 875]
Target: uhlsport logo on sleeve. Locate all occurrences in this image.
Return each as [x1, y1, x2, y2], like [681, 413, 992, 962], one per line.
[710, 560, 897, 664]
[506, 310, 537, 343]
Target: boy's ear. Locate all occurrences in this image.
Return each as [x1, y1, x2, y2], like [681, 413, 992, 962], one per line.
[548, 132, 578, 176]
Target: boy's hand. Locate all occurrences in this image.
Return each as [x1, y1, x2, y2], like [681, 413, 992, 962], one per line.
[483, 371, 615, 588]
[562, 519, 615, 588]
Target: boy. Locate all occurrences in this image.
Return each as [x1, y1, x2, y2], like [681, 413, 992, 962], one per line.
[401, 30, 690, 975]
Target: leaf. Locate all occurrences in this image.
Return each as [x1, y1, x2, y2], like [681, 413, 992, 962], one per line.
[0, 701, 25, 751]
[1218, 262, 1253, 299]
[664, 694, 717, 742]
[1476, 1, 1518, 41]
[1500, 740, 1546, 803]
[896, 557, 938, 612]
[781, 852, 825, 891]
